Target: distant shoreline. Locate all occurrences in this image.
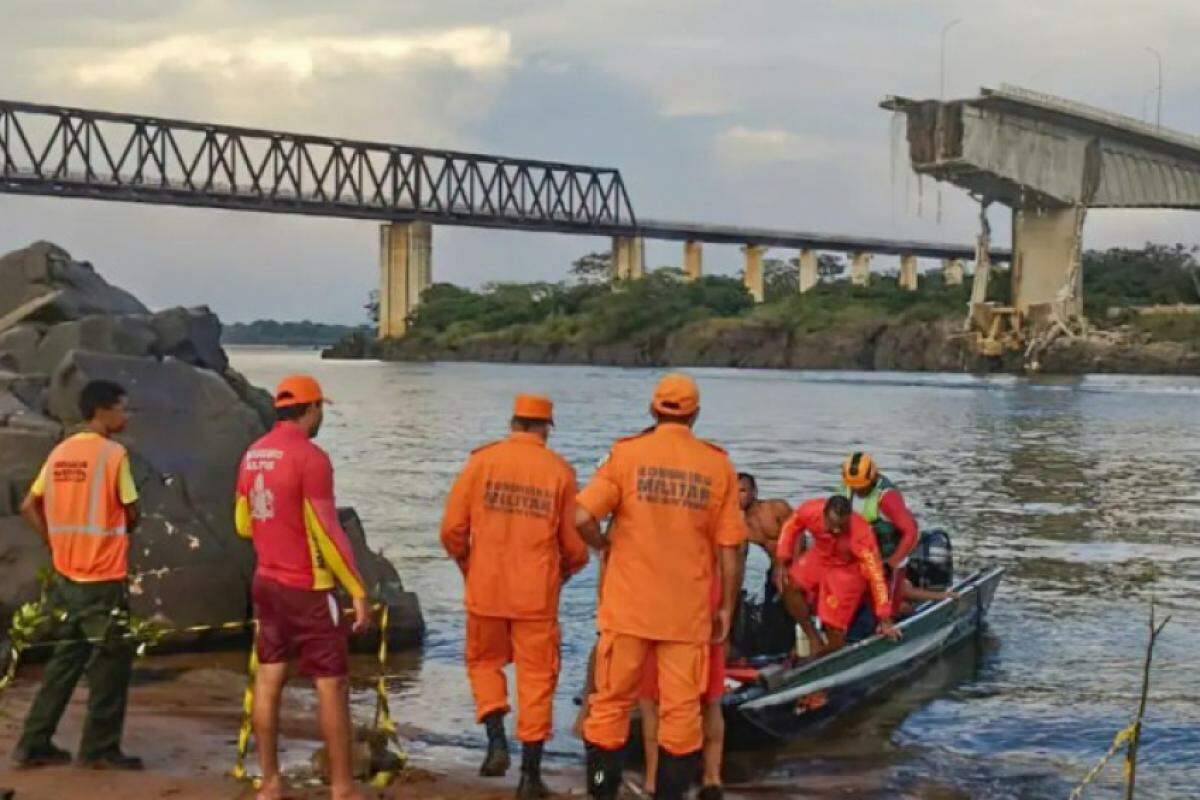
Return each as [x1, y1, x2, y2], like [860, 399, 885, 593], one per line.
[322, 319, 1200, 377]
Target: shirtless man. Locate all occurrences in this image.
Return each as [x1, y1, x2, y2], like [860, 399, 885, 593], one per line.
[737, 473, 792, 595]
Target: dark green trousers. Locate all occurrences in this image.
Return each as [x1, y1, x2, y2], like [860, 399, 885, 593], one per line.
[16, 576, 133, 760]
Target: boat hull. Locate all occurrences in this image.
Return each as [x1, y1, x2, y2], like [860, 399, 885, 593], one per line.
[723, 566, 1004, 746]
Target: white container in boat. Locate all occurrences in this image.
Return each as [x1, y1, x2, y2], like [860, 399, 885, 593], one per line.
[794, 626, 810, 657]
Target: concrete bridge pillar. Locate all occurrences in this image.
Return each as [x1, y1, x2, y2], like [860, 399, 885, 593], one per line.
[943, 258, 965, 286]
[850, 251, 872, 286]
[1012, 206, 1085, 318]
[683, 240, 703, 281]
[742, 245, 766, 303]
[798, 249, 819, 293]
[378, 221, 432, 339]
[898, 254, 919, 291]
[612, 236, 645, 280]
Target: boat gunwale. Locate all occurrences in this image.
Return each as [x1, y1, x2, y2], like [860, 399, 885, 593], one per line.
[729, 565, 1005, 712]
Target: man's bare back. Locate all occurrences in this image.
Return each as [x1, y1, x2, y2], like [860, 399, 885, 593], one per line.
[744, 498, 792, 551]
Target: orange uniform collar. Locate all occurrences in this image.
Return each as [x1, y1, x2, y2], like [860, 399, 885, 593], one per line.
[508, 431, 547, 446]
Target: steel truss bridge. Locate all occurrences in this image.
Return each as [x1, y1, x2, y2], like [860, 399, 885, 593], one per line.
[0, 98, 1003, 261]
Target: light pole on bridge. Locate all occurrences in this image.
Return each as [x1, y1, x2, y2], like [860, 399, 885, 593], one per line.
[1145, 46, 1163, 128]
[940, 18, 963, 100]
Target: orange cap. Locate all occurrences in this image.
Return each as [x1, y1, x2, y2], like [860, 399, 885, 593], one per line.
[274, 374, 330, 408]
[513, 394, 554, 423]
[652, 373, 700, 416]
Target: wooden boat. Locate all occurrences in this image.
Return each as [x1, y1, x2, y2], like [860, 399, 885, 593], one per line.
[721, 565, 1004, 746]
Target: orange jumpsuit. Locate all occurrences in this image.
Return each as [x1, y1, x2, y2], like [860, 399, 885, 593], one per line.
[440, 431, 589, 743]
[776, 499, 891, 631]
[578, 423, 747, 756]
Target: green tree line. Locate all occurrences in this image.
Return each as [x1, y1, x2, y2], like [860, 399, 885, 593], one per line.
[381, 244, 1200, 348]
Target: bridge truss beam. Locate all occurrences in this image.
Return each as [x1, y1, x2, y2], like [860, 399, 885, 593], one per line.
[0, 99, 637, 233]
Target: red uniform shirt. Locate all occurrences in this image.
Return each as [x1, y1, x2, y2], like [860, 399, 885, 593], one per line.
[235, 422, 365, 598]
[777, 498, 891, 620]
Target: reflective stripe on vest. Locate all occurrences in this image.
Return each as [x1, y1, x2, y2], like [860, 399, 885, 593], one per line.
[840, 474, 895, 523]
[45, 438, 127, 538]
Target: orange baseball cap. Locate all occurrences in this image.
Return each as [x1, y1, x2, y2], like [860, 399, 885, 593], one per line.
[513, 394, 554, 423]
[274, 374, 330, 408]
[651, 373, 699, 416]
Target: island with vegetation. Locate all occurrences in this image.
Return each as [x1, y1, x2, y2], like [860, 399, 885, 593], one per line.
[222, 319, 370, 347]
[323, 245, 1200, 375]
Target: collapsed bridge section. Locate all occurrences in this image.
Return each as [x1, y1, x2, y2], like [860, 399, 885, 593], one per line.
[883, 84, 1200, 357]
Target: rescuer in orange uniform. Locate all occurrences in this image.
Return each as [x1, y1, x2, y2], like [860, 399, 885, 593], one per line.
[14, 380, 143, 770]
[441, 394, 589, 800]
[575, 374, 747, 800]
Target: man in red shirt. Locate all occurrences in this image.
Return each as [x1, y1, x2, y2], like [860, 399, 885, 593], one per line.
[235, 374, 369, 800]
[775, 495, 900, 656]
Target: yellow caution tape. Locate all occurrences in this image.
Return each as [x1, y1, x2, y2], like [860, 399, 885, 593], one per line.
[231, 623, 260, 786]
[2, 590, 405, 789]
[229, 603, 406, 788]
[1067, 722, 1136, 799]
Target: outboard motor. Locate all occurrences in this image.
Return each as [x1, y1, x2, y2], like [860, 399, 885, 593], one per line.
[907, 529, 953, 591]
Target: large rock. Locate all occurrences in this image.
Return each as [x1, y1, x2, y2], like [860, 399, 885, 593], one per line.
[0, 324, 46, 373]
[47, 351, 267, 547]
[0, 242, 147, 323]
[150, 306, 228, 373]
[0, 422, 58, 517]
[0, 517, 51, 621]
[339, 508, 424, 648]
[31, 315, 158, 376]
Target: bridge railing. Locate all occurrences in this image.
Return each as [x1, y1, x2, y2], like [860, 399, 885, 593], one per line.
[0, 100, 637, 230]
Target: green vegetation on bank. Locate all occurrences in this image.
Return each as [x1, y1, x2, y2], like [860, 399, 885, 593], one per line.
[372, 244, 1200, 351]
[223, 319, 369, 346]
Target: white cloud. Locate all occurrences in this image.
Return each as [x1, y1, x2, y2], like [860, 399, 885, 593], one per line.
[72, 28, 513, 88]
[713, 125, 850, 166]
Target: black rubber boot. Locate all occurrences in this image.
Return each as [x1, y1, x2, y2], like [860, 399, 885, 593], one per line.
[515, 740, 551, 799]
[585, 743, 623, 800]
[480, 711, 511, 777]
[653, 749, 700, 800]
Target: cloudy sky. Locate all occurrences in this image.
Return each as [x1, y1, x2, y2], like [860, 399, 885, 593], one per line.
[2, 1, 1199, 323]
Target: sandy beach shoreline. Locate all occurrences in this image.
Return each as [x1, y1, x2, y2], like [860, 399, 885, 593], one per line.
[0, 654, 570, 800]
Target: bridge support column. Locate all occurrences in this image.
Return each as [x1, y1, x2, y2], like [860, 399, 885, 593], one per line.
[612, 236, 645, 280]
[742, 245, 765, 303]
[899, 254, 919, 291]
[1012, 206, 1085, 319]
[798, 249, 819, 293]
[850, 251, 872, 286]
[943, 258, 965, 286]
[683, 240, 703, 281]
[378, 221, 432, 339]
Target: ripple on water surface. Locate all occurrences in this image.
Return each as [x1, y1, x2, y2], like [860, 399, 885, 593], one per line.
[229, 350, 1200, 799]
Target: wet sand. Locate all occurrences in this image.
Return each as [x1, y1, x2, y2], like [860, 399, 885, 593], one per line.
[0, 652, 965, 799]
[0, 655, 573, 800]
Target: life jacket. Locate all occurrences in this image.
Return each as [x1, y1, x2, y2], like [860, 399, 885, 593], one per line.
[42, 433, 130, 582]
[841, 474, 900, 560]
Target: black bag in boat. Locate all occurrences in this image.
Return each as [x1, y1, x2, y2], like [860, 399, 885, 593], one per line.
[730, 581, 796, 659]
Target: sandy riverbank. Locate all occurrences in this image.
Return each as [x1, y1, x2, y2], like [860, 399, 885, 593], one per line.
[0, 654, 573, 800]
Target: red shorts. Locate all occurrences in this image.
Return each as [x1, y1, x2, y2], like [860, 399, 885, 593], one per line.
[252, 575, 349, 678]
[789, 551, 869, 632]
[639, 642, 725, 705]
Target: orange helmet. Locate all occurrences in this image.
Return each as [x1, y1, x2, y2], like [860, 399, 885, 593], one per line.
[842, 451, 878, 490]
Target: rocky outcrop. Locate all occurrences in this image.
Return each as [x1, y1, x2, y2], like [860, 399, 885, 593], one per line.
[330, 314, 1198, 376]
[0, 242, 423, 650]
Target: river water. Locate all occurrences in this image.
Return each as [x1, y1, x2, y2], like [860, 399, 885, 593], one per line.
[228, 348, 1199, 799]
